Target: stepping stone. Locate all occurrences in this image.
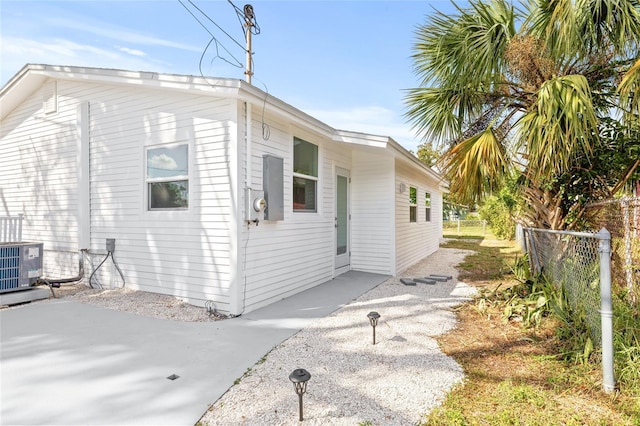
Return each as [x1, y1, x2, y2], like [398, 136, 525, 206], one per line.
[430, 274, 453, 280]
[427, 275, 449, 282]
[400, 278, 416, 286]
[415, 277, 436, 284]
[391, 335, 407, 342]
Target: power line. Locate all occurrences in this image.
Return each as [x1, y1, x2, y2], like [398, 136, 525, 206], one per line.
[187, 0, 246, 51]
[178, 0, 244, 79]
[178, 0, 271, 139]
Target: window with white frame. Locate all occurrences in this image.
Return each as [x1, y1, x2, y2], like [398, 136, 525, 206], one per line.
[409, 186, 417, 223]
[425, 192, 431, 222]
[146, 144, 189, 210]
[293, 137, 318, 212]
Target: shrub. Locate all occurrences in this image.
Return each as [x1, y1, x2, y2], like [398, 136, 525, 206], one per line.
[479, 195, 516, 239]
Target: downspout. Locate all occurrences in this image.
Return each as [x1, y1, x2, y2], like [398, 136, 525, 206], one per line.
[235, 101, 253, 316]
[230, 99, 252, 317]
[246, 102, 252, 191]
[390, 158, 397, 276]
[77, 101, 90, 267]
[77, 102, 90, 249]
[228, 101, 242, 316]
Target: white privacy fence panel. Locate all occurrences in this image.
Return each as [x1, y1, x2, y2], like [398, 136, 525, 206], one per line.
[0, 215, 23, 243]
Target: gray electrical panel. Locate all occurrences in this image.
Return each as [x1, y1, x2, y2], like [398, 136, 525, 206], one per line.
[263, 155, 284, 221]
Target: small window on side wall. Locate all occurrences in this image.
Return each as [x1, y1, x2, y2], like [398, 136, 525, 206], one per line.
[425, 192, 431, 222]
[146, 144, 189, 210]
[409, 186, 417, 223]
[293, 137, 318, 212]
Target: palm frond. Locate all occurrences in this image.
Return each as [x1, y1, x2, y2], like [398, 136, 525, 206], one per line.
[577, 0, 640, 54]
[528, 0, 640, 60]
[404, 86, 487, 144]
[406, 0, 517, 142]
[518, 74, 599, 178]
[527, 0, 581, 61]
[441, 127, 509, 203]
[618, 58, 640, 126]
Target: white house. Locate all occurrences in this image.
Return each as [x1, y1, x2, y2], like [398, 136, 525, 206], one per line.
[0, 64, 445, 315]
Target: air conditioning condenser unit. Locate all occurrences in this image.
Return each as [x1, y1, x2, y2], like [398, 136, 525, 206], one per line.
[0, 242, 43, 293]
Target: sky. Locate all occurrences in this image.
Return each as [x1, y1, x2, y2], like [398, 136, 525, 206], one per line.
[0, 0, 461, 152]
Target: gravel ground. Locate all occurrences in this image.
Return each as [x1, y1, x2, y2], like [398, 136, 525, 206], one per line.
[200, 247, 476, 426]
[6, 281, 227, 321]
[10, 247, 475, 425]
[65, 286, 227, 321]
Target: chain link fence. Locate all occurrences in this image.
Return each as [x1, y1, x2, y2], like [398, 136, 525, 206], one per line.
[523, 227, 615, 392]
[584, 196, 639, 304]
[523, 228, 603, 343]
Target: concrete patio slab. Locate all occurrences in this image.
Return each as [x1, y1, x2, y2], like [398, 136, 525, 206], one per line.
[0, 271, 388, 425]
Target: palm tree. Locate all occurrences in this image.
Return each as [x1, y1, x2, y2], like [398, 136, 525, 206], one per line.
[405, 0, 640, 229]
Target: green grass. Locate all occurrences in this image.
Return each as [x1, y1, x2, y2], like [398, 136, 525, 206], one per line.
[443, 225, 490, 238]
[440, 238, 519, 282]
[423, 236, 639, 426]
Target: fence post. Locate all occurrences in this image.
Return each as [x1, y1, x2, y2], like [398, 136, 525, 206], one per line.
[17, 214, 23, 242]
[597, 227, 616, 393]
[526, 228, 541, 275]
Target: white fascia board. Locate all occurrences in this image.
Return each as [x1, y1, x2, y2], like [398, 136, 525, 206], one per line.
[387, 137, 445, 184]
[0, 64, 244, 120]
[34, 65, 243, 95]
[236, 82, 336, 140]
[0, 64, 48, 120]
[331, 130, 390, 148]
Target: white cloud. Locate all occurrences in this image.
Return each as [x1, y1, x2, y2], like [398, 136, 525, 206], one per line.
[149, 154, 178, 171]
[117, 46, 147, 57]
[0, 35, 177, 85]
[46, 17, 201, 52]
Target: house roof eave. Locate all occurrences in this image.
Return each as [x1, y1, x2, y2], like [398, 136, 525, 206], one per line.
[1, 64, 246, 121]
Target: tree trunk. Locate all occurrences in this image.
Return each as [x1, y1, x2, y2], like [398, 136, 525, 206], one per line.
[522, 185, 566, 230]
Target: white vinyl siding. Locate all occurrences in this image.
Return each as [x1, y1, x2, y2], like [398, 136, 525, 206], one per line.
[0, 78, 236, 311]
[86, 83, 235, 310]
[350, 150, 394, 275]
[239, 115, 343, 313]
[394, 158, 441, 275]
[1, 66, 446, 316]
[0, 78, 81, 278]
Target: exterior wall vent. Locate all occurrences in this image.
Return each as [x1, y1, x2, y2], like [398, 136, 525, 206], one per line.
[43, 80, 58, 114]
[0, 242, 44, 293]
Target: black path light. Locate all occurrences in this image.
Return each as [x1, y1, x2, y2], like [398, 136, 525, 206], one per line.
[367, 311, 380, 345]
[289, 368, 311, 421]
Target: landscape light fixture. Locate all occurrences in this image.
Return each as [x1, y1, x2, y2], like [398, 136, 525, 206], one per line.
[289, 368, 311, 421]
[367, 311, 380, 345]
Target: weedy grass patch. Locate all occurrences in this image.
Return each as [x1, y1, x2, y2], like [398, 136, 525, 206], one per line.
[424, 237, 639, 425]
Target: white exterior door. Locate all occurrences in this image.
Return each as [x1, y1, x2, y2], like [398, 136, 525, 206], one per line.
[335, 168, 350, 271]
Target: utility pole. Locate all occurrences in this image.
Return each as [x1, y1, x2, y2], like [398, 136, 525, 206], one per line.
[243, 4, 255, 84]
